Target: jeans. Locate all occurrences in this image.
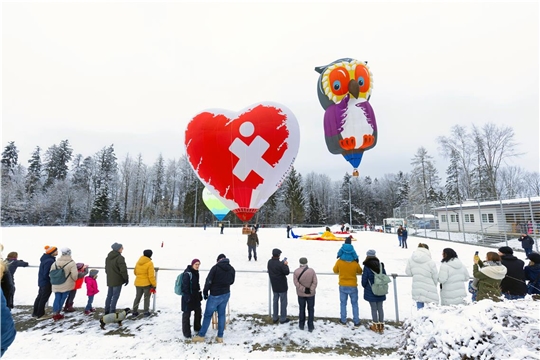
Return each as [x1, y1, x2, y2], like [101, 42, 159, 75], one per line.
[53, 291, 70, 313]
[524, 247, 533, 257]
[198, 292, 230, 338]
[85, 295, 94, 311]
[417, 302, 425, 309]
[273, 291, 288, 322]
[33, 284, 52, 317]
[503, 293, 525, 300]
[298, 296, 315, 330]
[402, 239, 408, 248]
[248, 246, 257, 261]
[339, 286, 359, 324]
[133, 286, 151, 313]
[369, 301, 384, 322]
[398, 235, 403, 246]
[104, 285, 122, 314]
[182, 305, 202, 337]
[65, 289, 77, 308]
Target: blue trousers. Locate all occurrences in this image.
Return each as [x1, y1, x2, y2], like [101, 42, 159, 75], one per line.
[104, 285, 122, 314]
[85, 295, 95, 311]
[339, 286, 359, 324]
[273, 291, 288, 322]
[298, 296, 315, 330]
[53, 291, 70, 313]
[199, 292, 230, 338]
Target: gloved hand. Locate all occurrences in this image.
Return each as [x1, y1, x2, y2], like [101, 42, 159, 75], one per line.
[124, 280, 129, 286]
[304, 287, 311, 295]
[150, 287, 156, 294]
[199, 291, 203, 301]
[203, 292, 208, 300]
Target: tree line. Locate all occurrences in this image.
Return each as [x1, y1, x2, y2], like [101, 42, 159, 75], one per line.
[1, 123, 539, 227]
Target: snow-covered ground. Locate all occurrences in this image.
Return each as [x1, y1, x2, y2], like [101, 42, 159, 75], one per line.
[1, 225, 538, 359]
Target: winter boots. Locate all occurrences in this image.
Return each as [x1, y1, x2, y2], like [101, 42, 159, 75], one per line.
[369, 322, 385, 333]
[64, 302, 75, 312]
[52, 313, 65, 321]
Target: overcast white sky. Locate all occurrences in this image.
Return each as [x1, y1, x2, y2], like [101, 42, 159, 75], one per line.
[2, 1, 539, 182]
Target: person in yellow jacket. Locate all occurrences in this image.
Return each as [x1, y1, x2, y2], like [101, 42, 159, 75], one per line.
[132, 249, 157, 317]
[333, 257, 362, 326]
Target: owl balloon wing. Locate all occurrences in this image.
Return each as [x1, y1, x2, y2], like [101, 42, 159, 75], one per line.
[323, 95, 349, 154]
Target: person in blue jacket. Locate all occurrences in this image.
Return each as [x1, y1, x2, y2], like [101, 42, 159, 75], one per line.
[1, 275, 16, 357]
[337, 236, 359, 262]
[32, 245, 58, 319]
[525, 252, 540, 295]
[361, 249, 387, 334]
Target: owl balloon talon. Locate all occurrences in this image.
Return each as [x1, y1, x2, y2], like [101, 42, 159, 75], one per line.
[339, 137, 356, 151]
[360, 134, 375, 149]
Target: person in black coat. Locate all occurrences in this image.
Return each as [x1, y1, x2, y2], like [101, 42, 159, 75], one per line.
[181, 259, 202, 338]
[286, 225, 291, 238]
[193, 254, 235, 343]
[498, 246, 527, 299]
[518, 233, 535, 257]
[267, 248, 290, 324]
[525, 252, 540, 294]
[32, 245, 58, 319]
[5, 251, 28, 309]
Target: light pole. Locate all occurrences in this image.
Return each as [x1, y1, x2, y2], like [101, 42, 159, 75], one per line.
[349, 180, 352, 227]
[193, 180, 198, 226]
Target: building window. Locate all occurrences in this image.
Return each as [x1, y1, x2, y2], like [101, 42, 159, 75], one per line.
[441, 215, 447, 223]
[450, 214, 459, 223]
[482, 213, 494, 223]
[464, 214, 475, 223]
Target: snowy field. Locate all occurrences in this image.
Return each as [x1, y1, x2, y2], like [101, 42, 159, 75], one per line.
[1, 225, 538, 359]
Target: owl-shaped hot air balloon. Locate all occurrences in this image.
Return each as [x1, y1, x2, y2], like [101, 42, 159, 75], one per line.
[315, 58, 377, 176]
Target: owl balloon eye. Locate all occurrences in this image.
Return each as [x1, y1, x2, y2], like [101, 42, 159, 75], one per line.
[329, 67, 350, 96]
[354, 65, 370, 94]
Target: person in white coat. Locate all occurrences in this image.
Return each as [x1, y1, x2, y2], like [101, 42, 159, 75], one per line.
[405, 243, 439, 309]
[50, 248, 78, 321]
[438, 248, 469, 305]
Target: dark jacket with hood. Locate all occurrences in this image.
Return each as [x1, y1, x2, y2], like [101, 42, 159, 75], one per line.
[181, 264, 202, 311]
[105, 250, 128, 287]
[361, 257, 387, 302]
[38, 253, 56, 287]
[203, 258, 235, 297]
[267, 257, 290, 293]
[500, 254, 527, 296]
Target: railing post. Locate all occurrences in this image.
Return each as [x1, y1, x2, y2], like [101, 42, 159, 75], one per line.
[391, 273, 399, 322]
[153, 268, 159, 312]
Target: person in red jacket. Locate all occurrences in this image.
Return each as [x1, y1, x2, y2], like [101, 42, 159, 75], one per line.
[64, 262, 89, 312]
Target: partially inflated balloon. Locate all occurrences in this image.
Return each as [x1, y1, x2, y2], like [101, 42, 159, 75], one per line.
[202, 187, 229, 221]
[185, 102, 300, 222]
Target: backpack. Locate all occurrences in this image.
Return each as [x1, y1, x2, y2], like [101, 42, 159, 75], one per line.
[50, 260, 73, 285]
[369, 262, 391, 296]
[174, 271, 192, 296]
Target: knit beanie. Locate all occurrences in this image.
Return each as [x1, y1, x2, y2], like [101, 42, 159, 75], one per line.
[61, 247, 71, 256]
[191, 258, 201, 266]
[89, 269, 99, 277]
[217, 254, 226, 262]
[498, 246, 513, 255]
[44, 245, 57, 255]
[345, 236, 352, 245]
[111, 243, 123, 252]
[366, 249, 376, 257]
[299, 257, 308, 265]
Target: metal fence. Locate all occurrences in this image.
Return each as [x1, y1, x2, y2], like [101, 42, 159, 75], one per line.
[393, 197, 540, 251]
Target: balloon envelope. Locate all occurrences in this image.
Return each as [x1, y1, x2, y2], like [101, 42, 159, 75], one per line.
[202, 187, 229, 221]
[185, 102, 300, 222]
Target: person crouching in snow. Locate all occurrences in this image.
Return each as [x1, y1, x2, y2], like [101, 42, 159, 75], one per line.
[337, 236, 358, 262]
[84, 269, 99, 315]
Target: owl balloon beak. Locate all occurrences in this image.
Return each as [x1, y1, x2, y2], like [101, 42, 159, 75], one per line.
[348, 79, 360, 99]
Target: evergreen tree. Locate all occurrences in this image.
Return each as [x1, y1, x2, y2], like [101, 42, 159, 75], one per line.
[1, 141, 19, 183]
[89, 184, 110, 225]
[44, 140, 73, 187]
[283, 167, 305, 223]
[444, 149, 462, 203]
[25, 146, 42, 197]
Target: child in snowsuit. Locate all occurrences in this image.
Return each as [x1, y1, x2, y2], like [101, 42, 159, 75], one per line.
[337, 236, 359, 262]
[85, 269, 99, 315]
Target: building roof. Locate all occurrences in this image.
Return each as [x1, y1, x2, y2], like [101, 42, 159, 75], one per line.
[409, 214, 437, 219]
[433, 197, 540, 211]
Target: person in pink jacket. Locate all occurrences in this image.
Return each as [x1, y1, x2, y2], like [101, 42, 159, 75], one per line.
[84, 269, 99, 315]
[293, 257, 318, 332]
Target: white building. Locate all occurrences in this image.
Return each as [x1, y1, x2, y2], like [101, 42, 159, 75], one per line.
[433, 197, 540, 235]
